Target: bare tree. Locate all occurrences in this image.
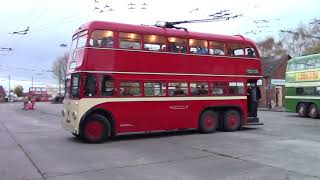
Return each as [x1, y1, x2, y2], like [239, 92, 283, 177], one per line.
[52, 53, 68, 102]
[52, 53, 68, 84]
[256, 37, 287, 57]
[280, 23, 320, 56]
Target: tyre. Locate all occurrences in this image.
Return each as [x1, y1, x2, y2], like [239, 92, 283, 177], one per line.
[81, 114, 111, 143]
[297, 103, 308, 117]
[223, 110, 241, 132]
[199, 111, 218, 133]
[72, 133, 80, 138]
[308, 104, 319, 119]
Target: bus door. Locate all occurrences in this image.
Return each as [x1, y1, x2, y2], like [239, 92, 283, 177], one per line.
[247, 80, 261, 118]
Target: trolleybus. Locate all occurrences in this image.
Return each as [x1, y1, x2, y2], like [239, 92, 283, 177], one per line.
[62, 21, 263, 143]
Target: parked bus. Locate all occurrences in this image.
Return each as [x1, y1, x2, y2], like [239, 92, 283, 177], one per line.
[62, 21, 263, 143]
[285, 53, 320, 118]
[29, 87, 49, 102]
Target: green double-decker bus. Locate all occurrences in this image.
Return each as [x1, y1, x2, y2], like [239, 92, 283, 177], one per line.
[285, 53, 320, 118]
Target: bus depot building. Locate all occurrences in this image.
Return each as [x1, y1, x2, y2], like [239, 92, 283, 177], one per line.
[259, 55, 288, 109]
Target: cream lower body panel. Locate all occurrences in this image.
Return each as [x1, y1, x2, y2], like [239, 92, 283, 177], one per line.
[62, 96, 247, 134]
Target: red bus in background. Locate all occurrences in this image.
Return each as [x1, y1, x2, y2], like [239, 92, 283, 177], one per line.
[62, 21, 263, 143]
[29, 87, 49, 102]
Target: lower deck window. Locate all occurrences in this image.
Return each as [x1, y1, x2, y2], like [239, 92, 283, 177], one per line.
[190, 82, 209, 96]
[84, 74, 97, 97]
[120, 81, 141, 96]
[168, 82, 188, 96]
[100, 76, 115, 96]
[144, 82, 166, 96]
[211, 82, 227, 96]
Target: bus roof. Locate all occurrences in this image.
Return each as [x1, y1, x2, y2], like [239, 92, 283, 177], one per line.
[74, 21, 255, 45]
[288, 53, 320, 63]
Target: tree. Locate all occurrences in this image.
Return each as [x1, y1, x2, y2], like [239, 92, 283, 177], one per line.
[52, 53, 68, 84]
[304, 43, 320, 55]
[256, 37, 287, 57]
[280, 23, 320, 56]
[14, 85, 24, 97]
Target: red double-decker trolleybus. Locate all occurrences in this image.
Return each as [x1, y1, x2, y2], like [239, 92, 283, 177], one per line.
[62, 21, 263, 143]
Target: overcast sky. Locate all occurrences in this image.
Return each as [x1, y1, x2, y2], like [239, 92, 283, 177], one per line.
[0, 0, 319, 91]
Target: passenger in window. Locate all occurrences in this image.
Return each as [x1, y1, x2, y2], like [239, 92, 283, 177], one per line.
[247, 48, 255, 57]
[168, 42, 179, 52]
[122, 87, 133, 96]
[197, 45, 208, 55]
[181, 41, 187, 53]
[173, 85, 185, 96]
[198, 85, 208, 95]
[101, 37, 114, 48]
[227, 50, 234, 56]
[91, 39, 99, 47]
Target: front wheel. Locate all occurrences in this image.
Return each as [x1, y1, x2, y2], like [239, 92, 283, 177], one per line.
[223, 110, 241, 131]
[308, 104, 319, 119]
[297, 103, 308, 117]
[199, 111, 218, 133]
[81, 114, 111, 143]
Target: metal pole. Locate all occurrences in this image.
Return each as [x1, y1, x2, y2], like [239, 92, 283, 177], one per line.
[8, 75, 10, 95]
[58, 73, 61, 103]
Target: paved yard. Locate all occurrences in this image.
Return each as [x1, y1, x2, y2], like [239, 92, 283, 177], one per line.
[1, 102, 320, 180]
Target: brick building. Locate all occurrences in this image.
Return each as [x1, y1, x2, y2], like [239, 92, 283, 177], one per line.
[0, 86, 6, 102]
[259, 55, 289, 108]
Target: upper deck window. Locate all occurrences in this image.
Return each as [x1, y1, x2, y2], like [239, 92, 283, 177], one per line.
[245, 46, 257, 57]
[119, 32, 142, 49]
[306, 59, 315, 69]
[209, 41, 225, 55]
[144, 35, 166, 51]
[189, 39, 208, 55]
[296, 61, 306, 70]
[316, 59, 320, 69]
[70, 37, 78, 53]
[77, 34, 88, 48]
[288, 63, 296, 71]
[226, 43, 244, 56]
[167, 37, 187, 53]
[89, 30, 114, 48]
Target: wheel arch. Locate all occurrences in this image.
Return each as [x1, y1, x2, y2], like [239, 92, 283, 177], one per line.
[79, 107, 116, 136]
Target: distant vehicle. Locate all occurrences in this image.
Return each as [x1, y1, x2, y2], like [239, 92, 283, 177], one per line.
[29, 87, 49, 102]
[285, 53, 320, 118]
[63, 21, 263, 143]
[54, 93, 64, 103]
[5, 94, 18, 102]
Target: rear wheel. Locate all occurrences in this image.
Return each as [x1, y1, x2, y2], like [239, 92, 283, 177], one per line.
[308, 104, 319, 119]
[81, 114, 110, 143]
[199, 111, 218, 133]
[223, 110, 241, 131]
[297, 103, 308, 117]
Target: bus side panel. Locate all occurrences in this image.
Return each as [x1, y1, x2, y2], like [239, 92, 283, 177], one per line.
[93, 99, 247, 134]
[285, 99, 299, 113]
